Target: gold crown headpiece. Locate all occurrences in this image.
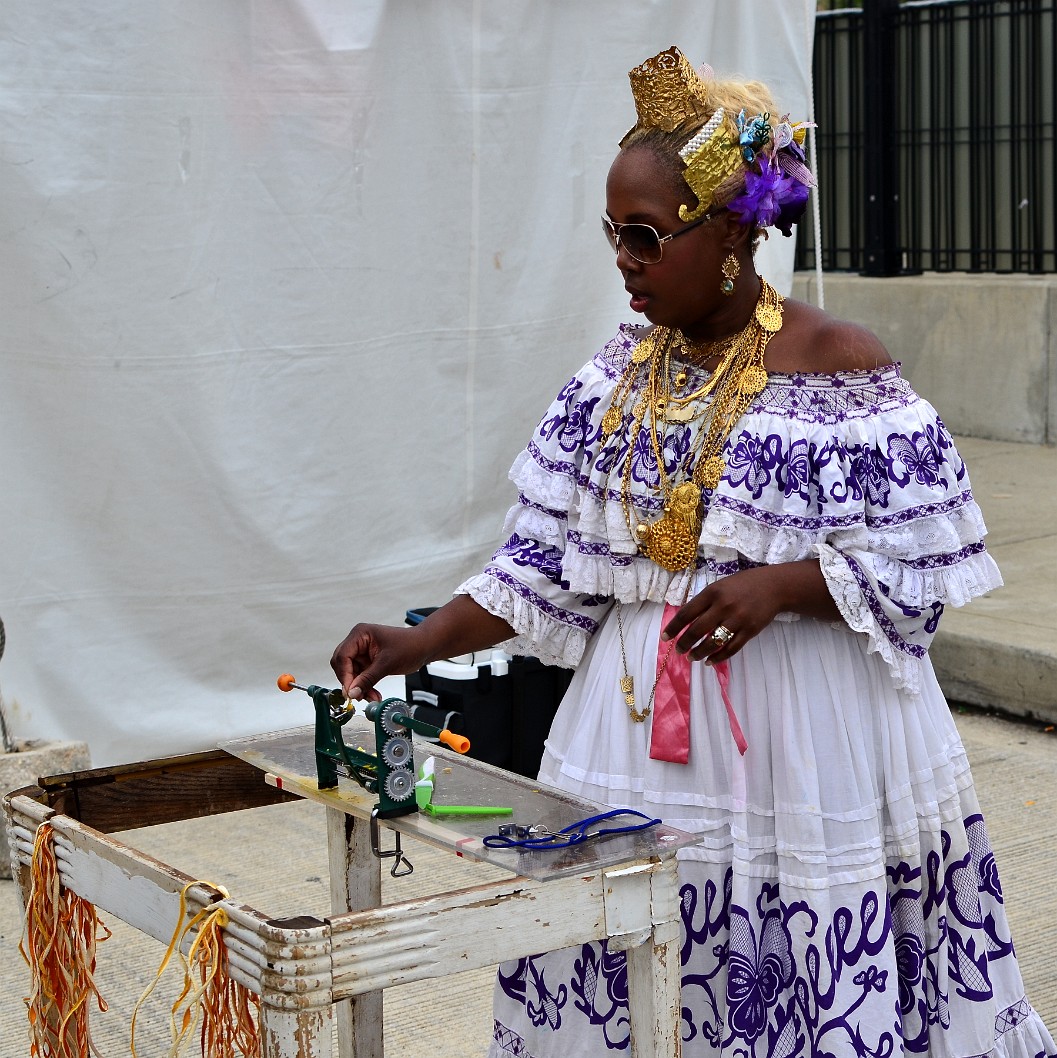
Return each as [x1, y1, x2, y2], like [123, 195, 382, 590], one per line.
[620, 46, 814, 229]
[620, 46, 743, 221]
[622, 46, 712, 135]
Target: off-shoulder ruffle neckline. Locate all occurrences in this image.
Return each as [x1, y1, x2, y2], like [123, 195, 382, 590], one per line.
[612, 321, 905, 384]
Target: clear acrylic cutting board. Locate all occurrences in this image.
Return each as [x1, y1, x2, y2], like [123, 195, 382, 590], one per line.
[221, 718, 698, 881]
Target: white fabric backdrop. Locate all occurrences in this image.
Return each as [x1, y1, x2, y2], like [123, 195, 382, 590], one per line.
[0, 1, 815, 765]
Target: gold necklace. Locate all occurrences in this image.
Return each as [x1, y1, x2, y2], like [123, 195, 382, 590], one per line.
[615, 580, 694, 723]
[602, 281, 784, 722]
[609, 282, 782, 574]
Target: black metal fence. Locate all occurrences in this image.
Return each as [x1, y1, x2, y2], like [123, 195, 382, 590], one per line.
[796, 0, 1057, 274]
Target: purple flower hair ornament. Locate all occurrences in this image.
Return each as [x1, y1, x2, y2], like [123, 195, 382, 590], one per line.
[726, 151, 811, 237]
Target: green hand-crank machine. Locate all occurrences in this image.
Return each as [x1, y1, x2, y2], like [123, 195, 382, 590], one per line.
[277, 673, 473, 875]
[277, 673, 470, 814]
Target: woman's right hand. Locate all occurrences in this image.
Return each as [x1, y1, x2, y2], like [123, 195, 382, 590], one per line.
[330, 624, 431, 702]
[330, 595, 516, 702]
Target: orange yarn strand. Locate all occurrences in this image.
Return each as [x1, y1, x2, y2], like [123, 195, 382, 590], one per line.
[132, 881, 260, 1058]
[20, 821, 111, 1058]
[195, 912, 261, 1058]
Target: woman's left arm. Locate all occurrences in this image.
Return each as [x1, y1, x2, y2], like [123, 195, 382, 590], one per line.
[661, 560, 839, 663]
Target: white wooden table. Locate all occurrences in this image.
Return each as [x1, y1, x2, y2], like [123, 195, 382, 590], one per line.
[4, 722, 695, 1058]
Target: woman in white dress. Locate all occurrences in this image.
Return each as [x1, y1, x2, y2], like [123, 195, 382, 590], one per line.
[332, 47, 1055, 1058]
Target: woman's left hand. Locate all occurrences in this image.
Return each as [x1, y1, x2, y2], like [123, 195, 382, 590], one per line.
[662, 560, 839, 663]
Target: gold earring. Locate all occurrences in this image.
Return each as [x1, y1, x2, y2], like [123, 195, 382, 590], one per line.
[720, 252, 740, 296]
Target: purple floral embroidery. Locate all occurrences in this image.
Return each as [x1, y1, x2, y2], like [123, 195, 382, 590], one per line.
[495, 813, 1044, 1057]
[556, 375, 583, 403]
[779, 437, 814, 502]
[628, 427, 659, 487]
[498, 955, 569, 1032]
[539, 395, 602, 455]
[726, 905, 795, 1042]
[965, 814, 1014, 962]
[664, 424, 693, 476]
[594, 433, 628, 477]
[967, 815, 1005, 905]
[527, 964, 568, 1030]
[888, 426, 948, 488]
[842, 444, 893, 508]
[979, 852, 1003, 901]
[895, 930, 925, 1014]
[569, 397, 603, 453]
[877, 580, 923, 619]
[571, 942, 631, 1050]
[725, 432, 782, 499]
[924, 602, 944, 634]
[851, 964, 888, 993]
[766, 996, 806, 1058]
[679, 875, 731, 1046]
[494, 534, 568, 589]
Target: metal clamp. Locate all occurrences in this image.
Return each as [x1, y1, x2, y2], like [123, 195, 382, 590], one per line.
[369, 808, 414, 877]
[497, 823, 550, 841]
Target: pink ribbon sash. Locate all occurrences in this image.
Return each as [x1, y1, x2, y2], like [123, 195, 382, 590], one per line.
[648, 603, 749, 763]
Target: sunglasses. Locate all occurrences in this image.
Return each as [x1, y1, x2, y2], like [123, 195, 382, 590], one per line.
[601, 212, 717, 265]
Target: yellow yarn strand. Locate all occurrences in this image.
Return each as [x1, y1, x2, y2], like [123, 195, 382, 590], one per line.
[131, 880, 260, 1058]
[20, 821, 111, 1058]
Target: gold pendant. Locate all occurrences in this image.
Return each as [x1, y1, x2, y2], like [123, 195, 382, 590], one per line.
[698, 455, 725, 490]
[741, 365, 769, 396]
[664, 404, 697, 423]
[755, 302, 783, 332]
[622, 675, 649, 722]
[638, 477, 703, 572]
[669, 480, 702, 519]
[601, 406, 622, 437]
[632, 332, 657, 362]
[638, 513, 699, 572]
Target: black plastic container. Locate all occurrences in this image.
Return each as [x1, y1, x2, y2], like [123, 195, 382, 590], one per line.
[403, 608, 574, 778]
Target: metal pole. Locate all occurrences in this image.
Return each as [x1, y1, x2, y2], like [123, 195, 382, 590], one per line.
[862, 0, 903, 275]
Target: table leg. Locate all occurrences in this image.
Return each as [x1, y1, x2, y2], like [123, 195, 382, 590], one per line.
[260, 1004, 332, 1058]
[610, 855, 683, 1058]
[624, 915, 683, 1058]
[328, 807, 383, 1058]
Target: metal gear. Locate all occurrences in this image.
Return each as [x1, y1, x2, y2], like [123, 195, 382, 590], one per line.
[383, 767, 414, 802]
[380, 735, 413, 769]
[378, 700, 408, 737]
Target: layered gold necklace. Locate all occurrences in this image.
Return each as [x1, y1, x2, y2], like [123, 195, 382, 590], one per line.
[601, 279, 784, 575]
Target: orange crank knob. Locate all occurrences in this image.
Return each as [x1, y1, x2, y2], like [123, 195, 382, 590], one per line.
[277, 674, 297, 692]
[438, 729, 471, 755]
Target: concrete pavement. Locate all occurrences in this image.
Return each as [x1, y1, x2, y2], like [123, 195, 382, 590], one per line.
[931, 438, 1057, 723]
[0, 436, 1054, 1056]
[1, 706, 1054, 1057]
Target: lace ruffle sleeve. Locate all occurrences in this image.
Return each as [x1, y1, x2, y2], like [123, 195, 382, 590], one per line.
[453, 330, 634, 668]
[703, 367, 1003, 692]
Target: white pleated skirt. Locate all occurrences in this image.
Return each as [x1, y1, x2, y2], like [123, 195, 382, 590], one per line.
[489, 600, 1056, 1058]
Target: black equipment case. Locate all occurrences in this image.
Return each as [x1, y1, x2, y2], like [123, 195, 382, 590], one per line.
[401, 607, 574, 779]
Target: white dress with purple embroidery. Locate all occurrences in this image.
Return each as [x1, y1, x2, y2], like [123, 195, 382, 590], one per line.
[457, 323, 1055, 1058]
